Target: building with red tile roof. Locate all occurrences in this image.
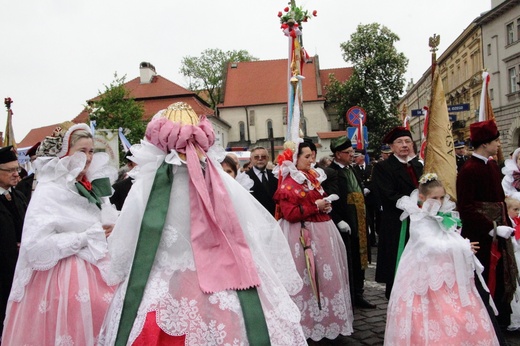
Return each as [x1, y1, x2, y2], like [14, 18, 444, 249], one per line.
[217, 55, 352, 159]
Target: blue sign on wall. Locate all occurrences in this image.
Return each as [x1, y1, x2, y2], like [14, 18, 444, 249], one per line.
[411, 109, 425, 116]
[447, 104, 470, 112]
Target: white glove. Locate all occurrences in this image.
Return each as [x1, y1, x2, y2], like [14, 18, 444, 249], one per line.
[489, 226, 515, 239]
[324, 194, 339, 203]
[337, 220, 351, 234]
[363, 188, 370, 196]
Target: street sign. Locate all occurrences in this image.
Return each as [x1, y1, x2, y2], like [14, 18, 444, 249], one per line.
[411, 109, 425, 116]
[347, 126, 368, 149]
[449, 114, 457, 122]
[447, 103, 470, 112]
[346, 106, 367, 126]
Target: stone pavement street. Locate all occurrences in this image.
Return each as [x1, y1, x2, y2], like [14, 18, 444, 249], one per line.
[308, 247, 520, 346]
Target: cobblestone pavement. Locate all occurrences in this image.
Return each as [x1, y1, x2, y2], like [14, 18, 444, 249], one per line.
[308, 247, 520, 346]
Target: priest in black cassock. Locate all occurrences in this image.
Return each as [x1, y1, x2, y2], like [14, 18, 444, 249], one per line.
[0, 146, 27, 337]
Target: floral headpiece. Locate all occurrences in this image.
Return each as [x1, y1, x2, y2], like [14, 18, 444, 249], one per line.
[419, 173, 438, 185]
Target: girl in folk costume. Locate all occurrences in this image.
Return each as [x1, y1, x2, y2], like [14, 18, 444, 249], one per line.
[504, 197, 520, 331]
[384, 173, 499, 346]
[502, 147, 520, 331]
[2, 123, 119, 345]
[273, 140, 354, 342]
[99, 103, 306, 345]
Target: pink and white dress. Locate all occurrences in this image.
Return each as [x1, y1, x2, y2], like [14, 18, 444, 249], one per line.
[384, 191, 499, 346]
[1, 152, 118, 346]
[274, 163, 354, 341]
[98, 141, 307, 345]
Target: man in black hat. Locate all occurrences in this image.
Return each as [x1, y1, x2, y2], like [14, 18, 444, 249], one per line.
[110, 151, 138, 211]
[325, 136, 376, 309]
[454, 140, 468, 172]
[0, 145, 28, 337]
[458, 120, 516, 335]
[371, 127, 423, 299]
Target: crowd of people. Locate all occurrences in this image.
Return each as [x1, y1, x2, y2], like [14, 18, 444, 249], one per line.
[1, 101, 520, 345]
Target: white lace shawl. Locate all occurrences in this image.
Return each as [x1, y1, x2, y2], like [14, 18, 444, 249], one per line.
[393, 190, 478, 307]
[502, 155, 520, 201]
[272, 160, 327, 193]
[9, 152, 118, 302]
[101, 140, 304, 343]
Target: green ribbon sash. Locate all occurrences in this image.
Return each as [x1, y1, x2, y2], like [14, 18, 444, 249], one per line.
[75, 177, 112, 209]
[395, 218, 408, 276]
[115, 162, 173, 346]
[237, 288, 271, 346]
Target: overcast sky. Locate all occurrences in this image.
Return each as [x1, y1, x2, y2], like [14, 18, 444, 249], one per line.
[1, 0, 491, 143]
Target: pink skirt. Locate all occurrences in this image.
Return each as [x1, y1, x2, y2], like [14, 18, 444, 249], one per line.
[2, 256, 115, 345]
[385, 282, 499, 345]
[279, 219, 354, 341]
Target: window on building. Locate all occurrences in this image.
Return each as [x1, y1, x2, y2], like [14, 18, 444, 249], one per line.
[507, 22, 514, 45]
[239, 121, 245, 141]
[490, 88, 494, 101]
[517, 19, 520, 42]
[267, 119, 273, 138]
[249, 110, 255, 126]
[282, 106, 287, 125]
[509, 67, 517, 93]
[487, 43, 491, 56]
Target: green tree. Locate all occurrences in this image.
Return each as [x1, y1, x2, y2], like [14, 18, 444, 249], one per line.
[326, 23, 408, 152]
[180, 48, 258, 110]
[87, 73, 145, 165]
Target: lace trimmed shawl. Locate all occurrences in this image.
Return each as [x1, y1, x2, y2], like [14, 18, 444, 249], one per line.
[272, 160, 327, 194]
[9, 152, 118, 302]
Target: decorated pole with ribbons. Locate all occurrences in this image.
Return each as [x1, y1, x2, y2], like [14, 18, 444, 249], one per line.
[3, 97, 17, 150]
[278, 0, 316, 142]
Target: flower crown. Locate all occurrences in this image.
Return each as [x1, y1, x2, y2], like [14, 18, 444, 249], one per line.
[419, 173, 438, 185]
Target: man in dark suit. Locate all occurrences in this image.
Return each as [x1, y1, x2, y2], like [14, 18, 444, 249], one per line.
[326, 136, 376, 309]
[371, 127, 423, 299]
[15, 141, 40, 203]
[0, 146, 28, 337]
[246, 146, 278, 216]
[454, 140, 468, 172]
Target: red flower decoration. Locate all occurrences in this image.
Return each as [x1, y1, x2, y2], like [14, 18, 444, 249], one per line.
[284, 6, 289, 12]
[278, 11, 282, 17]
[313, 10, 318, 16]
[80, 176, 92, 191]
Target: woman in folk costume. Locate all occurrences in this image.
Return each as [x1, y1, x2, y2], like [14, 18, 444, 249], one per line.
[2, 123, 119, 345]
[273, 140, 354, 341]
[385, 173, 499, 346]
[99, 102, 306, 345]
